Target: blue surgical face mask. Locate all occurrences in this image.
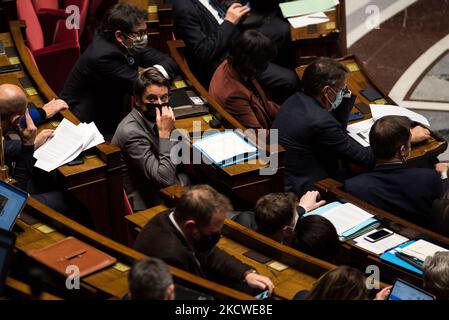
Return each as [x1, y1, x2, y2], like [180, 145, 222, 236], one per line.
[327, 87, 345, 110]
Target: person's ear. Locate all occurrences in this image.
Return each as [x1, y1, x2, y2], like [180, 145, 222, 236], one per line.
[183, 220, 197, 236]
[115, 30, 125, 44]
[165, 283, 175, 300]
[398, 144, 408, 161]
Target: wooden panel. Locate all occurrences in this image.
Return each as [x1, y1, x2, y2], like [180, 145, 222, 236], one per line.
[13, 197, 254, 300]
[4, 24, 128, 244]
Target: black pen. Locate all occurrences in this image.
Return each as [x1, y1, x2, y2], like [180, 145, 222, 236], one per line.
[395, 251, 424, 270]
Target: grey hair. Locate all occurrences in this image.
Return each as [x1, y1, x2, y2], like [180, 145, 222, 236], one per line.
[423, 251, 449, 299]
[128, 258, 173, 300]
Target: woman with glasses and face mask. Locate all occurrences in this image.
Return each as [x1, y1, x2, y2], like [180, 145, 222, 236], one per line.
[60, 3, 179, 140]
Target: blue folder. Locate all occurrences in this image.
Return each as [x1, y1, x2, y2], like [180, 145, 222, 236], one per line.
[303, 201, 380, 241]
[379, 240, 423, 275]
[192, 131, 259, 168]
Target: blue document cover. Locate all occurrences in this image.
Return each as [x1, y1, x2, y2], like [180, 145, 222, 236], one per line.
[379, 240, 423, 275]
[192, 131, 259, 168]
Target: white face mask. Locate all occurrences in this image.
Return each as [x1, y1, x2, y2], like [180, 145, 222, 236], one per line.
[328, 87, 345, 110]
[121, 33, 148, 54]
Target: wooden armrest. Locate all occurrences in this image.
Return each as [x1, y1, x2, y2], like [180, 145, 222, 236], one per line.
[160, 184, 186, 204]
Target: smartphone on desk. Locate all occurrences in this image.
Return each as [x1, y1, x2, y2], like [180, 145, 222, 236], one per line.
[363, 228, 393, 243]
[254, 289, 270, 300]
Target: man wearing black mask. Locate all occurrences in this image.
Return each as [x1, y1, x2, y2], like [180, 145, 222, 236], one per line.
[112, 68, 187, 211]
[134, 184, 275, 295]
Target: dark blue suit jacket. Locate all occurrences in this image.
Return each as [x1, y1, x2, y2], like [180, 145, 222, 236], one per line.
[344, 163, 447, 224]
[61, 32, 178, 137]
[272, 91, 375, 195]
[172, 0, 239, 85]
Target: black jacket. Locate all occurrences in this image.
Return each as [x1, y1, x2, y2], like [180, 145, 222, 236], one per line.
[134, 211, 251, 283]
[4, 140, 34, 190]
[272, 91, 375, 195]
[60, 32, 178, 136]
[345, 163, 447, 225]
[172, 0, 239, 86]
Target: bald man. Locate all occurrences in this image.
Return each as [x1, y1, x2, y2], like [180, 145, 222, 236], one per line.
[0, 85, 88, 222]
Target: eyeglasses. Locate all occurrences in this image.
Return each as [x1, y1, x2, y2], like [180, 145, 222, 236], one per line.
[331, 85, 351, 95]
[127, 29, 148, 39]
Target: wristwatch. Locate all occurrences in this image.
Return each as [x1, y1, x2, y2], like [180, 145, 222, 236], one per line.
[242, 269, 257, 282]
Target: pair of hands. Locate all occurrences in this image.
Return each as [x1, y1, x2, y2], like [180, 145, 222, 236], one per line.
[20, 98, 68, 148]
[224, 3, 250, 25]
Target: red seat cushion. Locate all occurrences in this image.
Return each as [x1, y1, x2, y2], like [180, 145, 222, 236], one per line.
[16, 0, 45, 51]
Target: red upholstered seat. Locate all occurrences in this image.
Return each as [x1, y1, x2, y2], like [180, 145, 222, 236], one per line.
[32, 0, 89, 46]
[17, 0, 80, 94]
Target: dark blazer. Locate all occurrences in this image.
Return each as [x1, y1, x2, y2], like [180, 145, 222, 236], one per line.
[344, 163, 447, 225]
[4, 140, 34, 190]
[111, 108, 179, 211]
[134, 211, 251, 282]
[209, 60, 279, 129]
[272, 91, 375, 195]
[172, 0, 239, 86]
[60, 32, 178, 137]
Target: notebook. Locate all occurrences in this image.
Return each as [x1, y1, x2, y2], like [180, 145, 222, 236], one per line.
[27, 237, 117, 278]
[192, 131, 259, 167]
[304, 202, 380, 241]
[170, 88, 209, 119]
[279, 0, 339, 18]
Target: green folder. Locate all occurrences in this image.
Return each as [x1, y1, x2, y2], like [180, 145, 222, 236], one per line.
[279, 0, 339, 18]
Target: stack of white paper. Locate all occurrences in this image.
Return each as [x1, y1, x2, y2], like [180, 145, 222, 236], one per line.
[34, 118, 104, 172]
[370, 104, 430, 127]
[354, 229, 409, 255]
[347, 104, 431, 147]
[287, 11, 330, 28]
[320, 203, 373, 234]
[347, 118, 374, 147]
[401, 239, 448, 262]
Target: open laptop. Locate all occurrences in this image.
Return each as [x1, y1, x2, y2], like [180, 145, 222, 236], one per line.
[0, 229, 16, 296]
[388, 278, 435, 300]
[0, 180, 29, 231]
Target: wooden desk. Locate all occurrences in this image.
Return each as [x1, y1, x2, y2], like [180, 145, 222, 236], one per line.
[126, 205, 339, 300]
[315, 178, 449, 287]
[12, 197, 252, 300]
[290, 0, 347, 65]
[2, 23, 128, 244]
[3, 277, 62, 300]
[296, 55, 448, 167]
[167, 39, 285, 209]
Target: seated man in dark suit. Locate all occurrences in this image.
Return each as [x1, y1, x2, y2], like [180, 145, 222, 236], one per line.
[233, 191, 325, 245]
[134, 184, 274, 295]
[272, 57, 430, 196]
[128, 258, 175, 300]
[0, 84, 89, 222]
[172, 0, 297, 104]
[112, 68, 188, 211]
[345, 115, 448, 226]
[61, 3, 179, 139]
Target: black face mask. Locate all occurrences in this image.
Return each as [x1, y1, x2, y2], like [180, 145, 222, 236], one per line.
[192, 232, 221, 253]
[141, 102, 168, 122]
